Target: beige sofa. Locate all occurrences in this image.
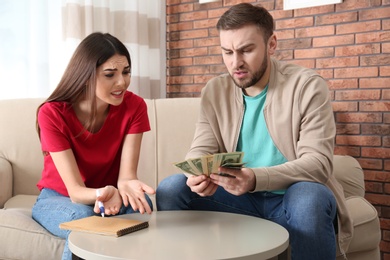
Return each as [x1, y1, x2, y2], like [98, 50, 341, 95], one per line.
[0, 97, 381, 260]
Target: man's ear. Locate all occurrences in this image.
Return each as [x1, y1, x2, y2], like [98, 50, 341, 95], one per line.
[268, 34, 277, 55]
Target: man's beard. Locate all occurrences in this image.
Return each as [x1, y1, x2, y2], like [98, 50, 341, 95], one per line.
[230, 55, 268, 89]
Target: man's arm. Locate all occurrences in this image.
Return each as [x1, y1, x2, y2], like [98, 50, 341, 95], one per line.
[252, 75, 336, 191]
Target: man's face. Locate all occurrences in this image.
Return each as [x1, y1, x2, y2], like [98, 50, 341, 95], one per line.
[220, 24, 274, 90]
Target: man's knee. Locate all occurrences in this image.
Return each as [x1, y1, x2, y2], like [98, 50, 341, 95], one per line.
[286, 182, 334, 199]
[284, 182, 336, 215]
[156, 174, 187, 202]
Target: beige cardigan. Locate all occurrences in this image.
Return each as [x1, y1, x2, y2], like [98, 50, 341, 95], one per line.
[186, 58, 353, 255]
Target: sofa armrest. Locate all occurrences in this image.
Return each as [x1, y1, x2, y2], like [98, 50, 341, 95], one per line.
[333, 155, 365, 198]
[0, 157, 13, 208]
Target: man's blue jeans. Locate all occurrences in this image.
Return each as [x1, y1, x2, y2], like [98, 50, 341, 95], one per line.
[156, 174, 337, 260]
[32, 188, 153, 260]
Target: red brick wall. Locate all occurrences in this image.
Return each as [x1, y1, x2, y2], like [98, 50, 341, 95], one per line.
[166, 0, 390, 258]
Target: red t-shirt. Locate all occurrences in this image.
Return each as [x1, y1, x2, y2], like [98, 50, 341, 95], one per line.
[37, 91, 150, 196]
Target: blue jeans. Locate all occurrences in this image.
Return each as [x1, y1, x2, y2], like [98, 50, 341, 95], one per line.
[32, 188, 153, 260]
[156, 174, 337, 260]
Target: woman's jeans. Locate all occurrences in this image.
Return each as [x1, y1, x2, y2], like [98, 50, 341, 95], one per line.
[156, 174, 337, 260]
[32, 188, 153, 260]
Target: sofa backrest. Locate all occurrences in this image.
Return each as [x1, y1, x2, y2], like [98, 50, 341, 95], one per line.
[138, 98, 200, 188]
[0, 98, 44, 200]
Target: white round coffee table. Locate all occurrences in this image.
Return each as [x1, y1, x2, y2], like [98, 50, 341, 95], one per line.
[69, 211, 289, 260]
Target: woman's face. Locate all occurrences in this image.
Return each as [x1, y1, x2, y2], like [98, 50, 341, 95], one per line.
[95, 54, 131, 106]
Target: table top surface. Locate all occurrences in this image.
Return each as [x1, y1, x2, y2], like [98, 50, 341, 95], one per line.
[69, 210, 289, 260]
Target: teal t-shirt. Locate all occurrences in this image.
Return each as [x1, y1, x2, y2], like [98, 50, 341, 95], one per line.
[236, 86, 287, 194]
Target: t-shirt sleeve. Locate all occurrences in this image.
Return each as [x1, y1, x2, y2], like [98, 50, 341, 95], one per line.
[38, 103, 71, 152]
[127, 97, 151, 134]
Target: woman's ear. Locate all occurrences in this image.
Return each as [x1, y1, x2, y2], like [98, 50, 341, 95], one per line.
[268, 34, 277, 55]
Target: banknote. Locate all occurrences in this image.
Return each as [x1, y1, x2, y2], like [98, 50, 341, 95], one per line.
[201, 155, 212, 175]
[174, 152, 245, 177]
[221, 162, 246, 168]
[174, 160, 197, 175]
[187, 157, 203, 173]
[212, 152, 244, 173]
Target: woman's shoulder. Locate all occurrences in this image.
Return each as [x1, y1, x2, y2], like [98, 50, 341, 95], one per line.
[109, 91, 147, 118]
[122, 91, 146, 108]
[123, 90, 143, 101]
[37, 101, 73, 126]
[39, 101, 71, 115]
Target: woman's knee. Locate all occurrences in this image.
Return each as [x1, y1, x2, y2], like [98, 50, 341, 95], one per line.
[145, 194, 153, 209]
[33, 195, 94, 222]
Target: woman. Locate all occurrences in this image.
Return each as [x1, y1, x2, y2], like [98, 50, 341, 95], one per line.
[32, 32, 155, 260]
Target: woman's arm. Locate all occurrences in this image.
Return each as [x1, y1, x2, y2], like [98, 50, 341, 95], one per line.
[50, 150, 122, 214]
[50, 149, 94, 204]
[118, 133, 143, 181]
[117, 133, 155, 214]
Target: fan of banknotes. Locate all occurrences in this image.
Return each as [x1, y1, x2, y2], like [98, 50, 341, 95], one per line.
[173, 152, 245, 177]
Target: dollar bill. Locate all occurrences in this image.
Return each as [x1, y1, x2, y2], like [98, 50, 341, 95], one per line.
[173, 152, 245, 176]
[187, 157, 203, 174]
[221, 162, 246, 168]
[174, 160, 197, 175]
[201, 155, 212, 175]
[212, 152, 244, 173]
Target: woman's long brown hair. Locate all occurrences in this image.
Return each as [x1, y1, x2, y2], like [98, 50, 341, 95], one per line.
[36, 32, 131, 140]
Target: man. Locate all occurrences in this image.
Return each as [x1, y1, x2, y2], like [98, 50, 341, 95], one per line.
[156, 3, 352, 259]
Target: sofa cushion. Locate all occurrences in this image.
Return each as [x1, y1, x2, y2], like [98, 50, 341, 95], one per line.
[0, 208, 64, 260]
[4, 194, 38, 209]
